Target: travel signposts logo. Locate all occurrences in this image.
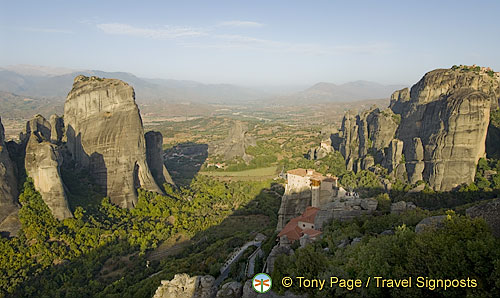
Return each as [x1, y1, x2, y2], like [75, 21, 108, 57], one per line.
[252, 273, 272, 293]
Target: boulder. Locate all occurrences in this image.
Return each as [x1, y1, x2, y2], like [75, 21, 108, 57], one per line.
[154, 274, 216, 298]
[466, 199, 500, 238]
[315, 197, 378, 229]
[351, 237, 362, 245]
[337, 239, 349, 248]
[64, 75, 163, 208]
[360, 197, 378, 211]
[415, 215, 447, 233]
[380, 229, 394, 236]
[216, 281, 242, 298]
[390, 201, 416, 215]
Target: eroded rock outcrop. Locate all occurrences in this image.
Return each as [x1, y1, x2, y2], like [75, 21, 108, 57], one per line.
[49, 114, 64, 143]
[338, 66, 500, 191]
[339, 107, 399, 172]
[21, 114, 52, 142]
[154, 274, 216, 298]
[145, 131, 174, 189]
[314, 197, 378, 229]
[216, 281, 242, 298]
[64, 75, 163, 208]
[210, 121, 256, 163]
[0, 117, 20, 236]
[307, 137, 333, 160]
[24, 115, 72, 220]
[390, 201, 416, 215]
[276, 191, 311, 231]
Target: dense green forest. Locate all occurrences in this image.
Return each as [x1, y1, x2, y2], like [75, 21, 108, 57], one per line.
[0, 176, 281, 297]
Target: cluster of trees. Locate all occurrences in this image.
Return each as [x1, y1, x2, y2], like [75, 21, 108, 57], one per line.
[340, 170, 382, 192]
[281, 151, 347, 178]
[0, 176, 281, 297]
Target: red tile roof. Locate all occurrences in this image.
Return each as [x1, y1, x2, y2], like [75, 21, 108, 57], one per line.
[278, 206, 322, 242]
[299, 206, 320, 224]
[278, 217, 303, 241]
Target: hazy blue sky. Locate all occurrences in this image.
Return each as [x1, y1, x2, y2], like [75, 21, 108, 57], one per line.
[1, 0, 499, 86]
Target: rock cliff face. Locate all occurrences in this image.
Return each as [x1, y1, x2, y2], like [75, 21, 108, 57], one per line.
[0, 117, 20, 235]
[276, 191, 311, 231]
[24, 115, 72, 219]
[64, 75, 163, 208]
[338, 66, 499, 191]
[339, 107, 399, 171]
[49, 114, 64, 143]
[145, 131, 174, 189]
[209, 121, 256, 163]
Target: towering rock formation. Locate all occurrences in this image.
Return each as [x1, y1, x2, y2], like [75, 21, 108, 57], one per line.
[339, 111, 359, 171]
[338, 66, 500, 191]
[307, 137, 333, 160]
[21, 114, 52, 142]
[49, 114, 64, 143]
[339, 107, 399, 172]
[0, 117, 20, 235]
[405, 137, 425, 184]
[145, 131, 174, 188]
[209, 121, 256, 163]
[64, 75, 162, 208]
[400, 88, 491, 190]
[24, 115, 73, 219]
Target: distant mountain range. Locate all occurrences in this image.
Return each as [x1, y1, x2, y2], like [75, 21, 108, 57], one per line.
[0, 66, 268, 103]
[272, 81, 405, 105]
[0, 64, 405, 107]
